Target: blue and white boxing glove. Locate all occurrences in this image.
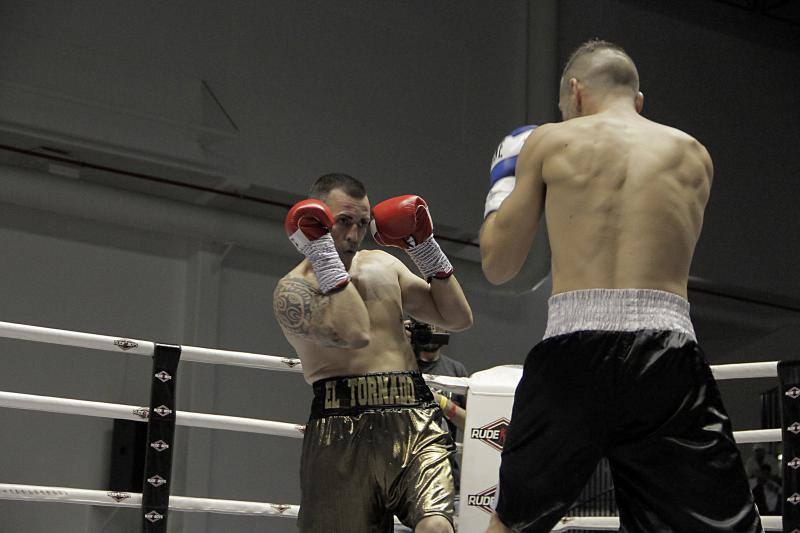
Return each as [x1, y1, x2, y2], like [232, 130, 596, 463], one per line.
[484, 125, 538, 219]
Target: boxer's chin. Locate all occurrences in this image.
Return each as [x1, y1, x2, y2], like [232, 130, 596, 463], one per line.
[339, 250, 356, 269]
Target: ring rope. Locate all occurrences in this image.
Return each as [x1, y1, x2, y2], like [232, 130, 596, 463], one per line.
[0, 391, 304, 438]
[0, 483, 781, 530]
[0, 320, 473, 393]
[710, 361, 779, 380]
[0, 319, 786, 528]
[0, 320, 780, 394]
[0, 483, 299, 517]
[0, 390, 780, 444]
[548, 515, 783, 531]
[0, 389, 465, 453]
[0, 320, 302, 372]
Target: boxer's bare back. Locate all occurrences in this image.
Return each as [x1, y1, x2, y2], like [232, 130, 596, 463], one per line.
[482, 59, 713, 299]
[535, 113, 712, 297]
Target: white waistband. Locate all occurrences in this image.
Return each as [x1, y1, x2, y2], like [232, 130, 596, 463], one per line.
[543, 289, 696, 342]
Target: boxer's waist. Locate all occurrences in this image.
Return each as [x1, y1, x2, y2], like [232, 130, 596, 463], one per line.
[544, 288, 696, 342]
[310, 371, 434, 419]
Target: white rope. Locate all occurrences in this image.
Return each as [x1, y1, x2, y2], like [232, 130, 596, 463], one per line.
[711, 361, 778, 380]
[731, 428, 781, 444]
[762, 516, 784, 531]
[0, 390, 782, 444]
[423, 374, 469, 395]
[550, 517, 620, 531]
[0, 482, 408, 525]
[0, 483, 299, 517]
[0, 320, 779, 396]
[0, 482, 781, 529]
[0, 320, 472, 393]
[0, 320, 303, 372]
[549, 515, 782, 531]
[0, 391, 304, 438]
[426, 360, 777, 393]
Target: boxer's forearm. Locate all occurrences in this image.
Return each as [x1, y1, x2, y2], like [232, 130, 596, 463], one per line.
[428, 275, 473, 331]
[479, 211, 537, 285]
[481, 124, 546, 286]
[323, 283, 371, 347]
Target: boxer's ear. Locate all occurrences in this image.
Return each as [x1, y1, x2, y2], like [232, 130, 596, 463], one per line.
[570, 78, 582, 113]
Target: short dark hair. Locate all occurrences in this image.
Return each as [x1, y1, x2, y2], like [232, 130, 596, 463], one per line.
[309, 173, 367, 201]
[561, 39, 638, 94]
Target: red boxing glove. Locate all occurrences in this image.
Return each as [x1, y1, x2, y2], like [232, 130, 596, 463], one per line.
[284, 199, 349, 293]
[371, 195, 453, 281]
[284, 199, 335, 252]
[370, 195, 432, 249]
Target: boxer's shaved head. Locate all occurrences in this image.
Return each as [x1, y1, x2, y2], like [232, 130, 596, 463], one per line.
[310, 173, 367, 202]
[560, 40, 639, 97]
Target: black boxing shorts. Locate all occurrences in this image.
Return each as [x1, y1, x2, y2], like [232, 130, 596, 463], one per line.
[298, 371, 455, 533]
[495, 289, 763, 533]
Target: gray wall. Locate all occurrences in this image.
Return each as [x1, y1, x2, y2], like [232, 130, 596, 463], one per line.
[0, 1, 798, 531]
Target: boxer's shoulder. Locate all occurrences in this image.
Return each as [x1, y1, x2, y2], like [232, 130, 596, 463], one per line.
[518, 122, 566, 157]
[354, 249, 399, 266]
[278, 262, 315, 287]
[353, 250, 394, 265]
[512, 122, 566, 176]
[350, 249, 400, 278]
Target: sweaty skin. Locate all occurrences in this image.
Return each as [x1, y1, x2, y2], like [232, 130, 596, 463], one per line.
[274, 188, 472, 384]
[481, 110, 713, 298]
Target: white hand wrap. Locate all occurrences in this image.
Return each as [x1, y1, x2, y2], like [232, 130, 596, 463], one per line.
[406, 235, 453, 281]
[300, 233, 350, 293]
[484, 176, 516, 219]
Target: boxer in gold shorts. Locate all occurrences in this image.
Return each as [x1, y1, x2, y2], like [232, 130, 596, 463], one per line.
[274, 173, 473, 532]
[302, 372, 454, 531]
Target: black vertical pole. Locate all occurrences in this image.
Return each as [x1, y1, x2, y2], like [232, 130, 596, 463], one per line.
[778, 360, 800, 532]
[141, 344, 181, 532]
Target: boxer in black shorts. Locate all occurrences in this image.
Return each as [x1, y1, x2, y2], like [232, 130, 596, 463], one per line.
[480, 40, 761, 532]
[494, 289, 760, 531]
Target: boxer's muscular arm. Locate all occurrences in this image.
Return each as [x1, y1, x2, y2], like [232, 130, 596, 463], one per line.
[480, 125, 551, 285]
[273, 276, 370, 348]
[698, 140, 714, 188]
[394, 257, 473, 331]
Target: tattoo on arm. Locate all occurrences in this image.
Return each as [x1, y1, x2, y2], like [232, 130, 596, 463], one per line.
[273, 277, 348, 347]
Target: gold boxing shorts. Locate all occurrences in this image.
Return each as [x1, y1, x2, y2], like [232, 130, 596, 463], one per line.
[298, 371, 455, 533]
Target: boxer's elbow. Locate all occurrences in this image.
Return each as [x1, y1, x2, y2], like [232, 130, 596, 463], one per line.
[481, 242, 512, 285]
[448, 310, 473, 332]
[321, 328, 369, 349]
[318, 331, 370, 349]
[482, 255, 519, 285]
[325, 312, 370, 349]
[340, 317, 371, 349]
[345, 330, 371, 349]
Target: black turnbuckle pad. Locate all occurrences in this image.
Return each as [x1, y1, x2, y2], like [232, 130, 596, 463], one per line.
[141, 344, 181, 533]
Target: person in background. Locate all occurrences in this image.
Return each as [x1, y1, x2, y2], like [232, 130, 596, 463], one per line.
[406, 318, 468, 486]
